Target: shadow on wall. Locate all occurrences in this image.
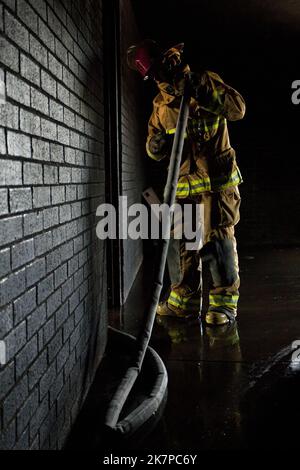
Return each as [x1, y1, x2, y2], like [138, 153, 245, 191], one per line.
[119, 0, 148, 303]
[51, 2, 108, 447]
[74, 38, 108, 418]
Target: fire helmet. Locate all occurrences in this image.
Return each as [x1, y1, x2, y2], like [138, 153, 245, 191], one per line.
[127, 40, 184, 80]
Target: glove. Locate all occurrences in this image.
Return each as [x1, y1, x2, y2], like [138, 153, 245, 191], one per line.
[188, 71, 211, 105]
[162, 47, 182, 69]
[148, 132, 173, 157]
[175, 71, 210, 102]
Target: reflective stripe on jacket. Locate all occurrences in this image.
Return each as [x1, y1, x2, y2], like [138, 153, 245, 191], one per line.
[176, 167, 243, 198]
[146, 70, 245, 198]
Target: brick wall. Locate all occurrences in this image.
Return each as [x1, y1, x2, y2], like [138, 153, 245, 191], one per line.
[0, 0, 107, 450]
[119, 0, 146, 303]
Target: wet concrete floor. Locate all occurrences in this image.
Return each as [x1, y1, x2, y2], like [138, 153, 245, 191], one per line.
[68, 247, 300, 450]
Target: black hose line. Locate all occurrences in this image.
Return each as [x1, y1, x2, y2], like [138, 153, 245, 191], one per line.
[105, 327, 168, 438]
[104, 80, 192, 433]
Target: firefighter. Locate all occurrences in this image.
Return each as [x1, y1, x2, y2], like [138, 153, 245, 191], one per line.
[127, 40, 245, 325]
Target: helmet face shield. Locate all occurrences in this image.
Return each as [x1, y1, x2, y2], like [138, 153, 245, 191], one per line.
[134, 46, 155, 78]
[127, 41, 185, 82]
[127, 40, 162, 79]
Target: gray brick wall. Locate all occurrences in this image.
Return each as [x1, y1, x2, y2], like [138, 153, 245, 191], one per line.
[0, 0, 107, 450]
[119, 0, 146, 302]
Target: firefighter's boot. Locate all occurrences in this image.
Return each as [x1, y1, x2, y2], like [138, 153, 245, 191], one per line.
[157, 300, 200, 319]
[205, 238, 239, 326]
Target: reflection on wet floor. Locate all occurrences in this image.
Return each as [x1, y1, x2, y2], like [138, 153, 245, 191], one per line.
[68, 247, 300, 450]
[109, 247, 300, 450]
[150, 318, 245, 450]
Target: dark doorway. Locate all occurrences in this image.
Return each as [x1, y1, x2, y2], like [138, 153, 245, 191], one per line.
[103, 0, 123, 307]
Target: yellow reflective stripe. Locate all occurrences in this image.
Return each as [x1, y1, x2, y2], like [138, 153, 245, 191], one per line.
[213, 169, 243, 190]
[170, 292, 201, 305]
[166, 128, 176, 135]
[190, 186, 211, 193]
[212, 89, 223, 104]
[203, 119, 209, 134]
[176, 179, 189, 197]
[176, 168, 242, 198]
[168, 300, 200, 312]
[169, 292, 201, 311]
[209, 117, 222, 130]
[176, 190, 189, 195]
[209, 294, 239, 308]
[189, 177, 211, 193]
[168, 116, 224, 140]
[166, 128, 187, 138]
[203, 89, 224, 114]
[190, 178, 211, 186]
[176, 191, 189, 198]
[169, 298, 201, 307]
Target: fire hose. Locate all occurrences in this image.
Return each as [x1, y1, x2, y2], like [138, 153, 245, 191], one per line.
[104, 78, 192, 437]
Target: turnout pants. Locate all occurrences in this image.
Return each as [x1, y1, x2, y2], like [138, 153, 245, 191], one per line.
[167, 186, 241, 316]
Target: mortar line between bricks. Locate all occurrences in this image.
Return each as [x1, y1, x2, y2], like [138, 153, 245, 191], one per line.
[0, 200, 95, 221]
[0, 43, 104, 124]
[56, 0, 103, 53]
[9, 0, 105, 76]
[1, 189, 105, 203]
[0, 155, 105, 172]
[0, 2, 4, 30]
[49, 0, 103, 60]
[0, 240, 101, 288]
[1, 86, 105, 140]
[0, 156, 105, 176]
[0, 358, 16, 397]
[8, 4, 104, 99]
[0, 142, 106, 164]
[2, 271, 93, 355]
[0, 150, 105, 173]
[3, 375, 46, 432]
[0, 224, 97, 274]
[1, 113, 105, 152]
[0, 123, 105, 154]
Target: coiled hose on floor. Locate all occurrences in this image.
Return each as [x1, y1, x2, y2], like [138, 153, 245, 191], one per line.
[104, 80, 191, 437]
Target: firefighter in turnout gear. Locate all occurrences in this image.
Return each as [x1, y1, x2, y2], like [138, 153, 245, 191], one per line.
[127, 40, 245, 325]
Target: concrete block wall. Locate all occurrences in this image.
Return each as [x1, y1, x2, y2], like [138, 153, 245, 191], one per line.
[119, 0, 146, 302]
[0, 0, 107, 450]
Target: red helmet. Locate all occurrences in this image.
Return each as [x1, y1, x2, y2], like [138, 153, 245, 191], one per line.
[127, 40, 185, 80]
[127, 40, 162, 80]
